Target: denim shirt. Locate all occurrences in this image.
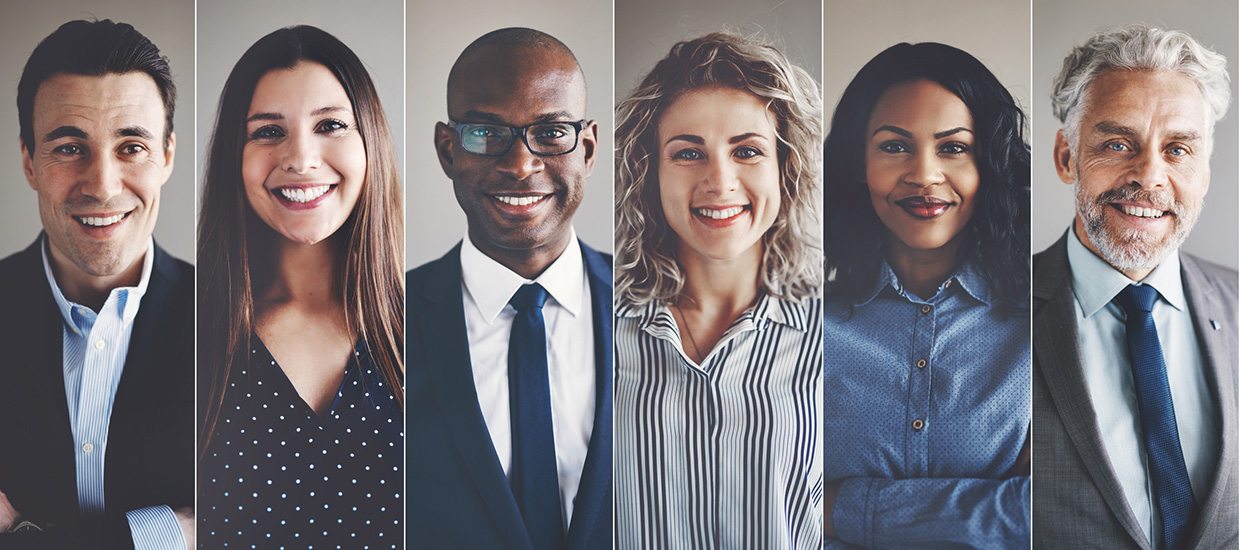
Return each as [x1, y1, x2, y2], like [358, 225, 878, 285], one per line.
[824, 259, 1031, 549]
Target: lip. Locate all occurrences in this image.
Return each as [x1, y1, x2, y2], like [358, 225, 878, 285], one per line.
[488, 192, 554, 219]
[692, 204, 750, 228]
[270, 184, 337, 211]
[895, 196, 954, 219]
[74, 210, 133, 239]
[1109, 201, 1172, 224]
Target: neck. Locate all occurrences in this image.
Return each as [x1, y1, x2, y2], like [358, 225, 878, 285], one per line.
[883, 233, 964, 300]
[257, 233, 344, 309]
[675, 240, 762, 317]
[1073, 217, 1156, 281]
[47, 240, 146, 312]
[470, 228, 572, 280]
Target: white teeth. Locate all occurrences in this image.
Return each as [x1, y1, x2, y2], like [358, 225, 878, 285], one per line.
[79, 213, 125, 227]
[278, 186, 330, 203]
[1119, 205, 1164, 218]
[496, 195, 544, 206]
[694, 206, 745, 220]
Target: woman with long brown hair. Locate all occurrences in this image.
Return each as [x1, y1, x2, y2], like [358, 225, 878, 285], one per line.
[196, 25, 403, 548]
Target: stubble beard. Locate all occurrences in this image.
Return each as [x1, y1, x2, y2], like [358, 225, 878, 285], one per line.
[1073, 176, 1199, 272]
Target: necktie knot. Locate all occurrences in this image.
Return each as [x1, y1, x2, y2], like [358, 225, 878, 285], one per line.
[510, 283, 548, 311]
[1115, 284, 1158, 315]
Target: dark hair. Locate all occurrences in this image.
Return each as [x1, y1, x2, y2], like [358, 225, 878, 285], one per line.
[18, 19, 176, 154]
[823, 42, 1030, 313]
[198, 25, 404, 456]
[447, 27, 583, 114]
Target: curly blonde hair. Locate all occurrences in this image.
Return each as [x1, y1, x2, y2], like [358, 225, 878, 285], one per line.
[615, 30, 823, 306]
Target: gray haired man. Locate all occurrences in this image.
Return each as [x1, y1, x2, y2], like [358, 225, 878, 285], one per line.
[1033, 24, 1237, 550]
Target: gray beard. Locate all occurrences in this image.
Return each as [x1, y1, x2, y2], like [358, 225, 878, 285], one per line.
[1073, 180, 1199, 272]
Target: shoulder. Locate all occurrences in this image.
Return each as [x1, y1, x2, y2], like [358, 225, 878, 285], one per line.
[407, 244, 463, 293]
[579, 239, 613, 271]
[0, 237, 44, 283]
[1180, 252, 1238, 298]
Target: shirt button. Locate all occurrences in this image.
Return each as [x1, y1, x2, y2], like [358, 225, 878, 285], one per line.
[916, 359, 927, 369]
[94, 339, 106, 350]
[82, 443, 94, 454]
[912, 419, 925, 430]
[920, 305, 931, 314]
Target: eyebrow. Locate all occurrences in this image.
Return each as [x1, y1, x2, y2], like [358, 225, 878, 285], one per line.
[665, 134, 704, 146]
[871, 125, 973, 139]
[246, 105, 350, 124]
[43, 126, 87, 142]
[1093, 121, 1202, 143]
[457, 110, 578, 124]
[934, 127, 973, 139]
[729, 132, 767, 144]
[118, 126, 153, 140]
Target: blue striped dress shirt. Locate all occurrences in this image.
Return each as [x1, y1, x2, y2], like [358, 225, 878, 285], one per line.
[41, 237, 185, 549]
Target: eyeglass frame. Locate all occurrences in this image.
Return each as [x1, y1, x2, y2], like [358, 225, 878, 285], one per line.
[446, 119, 592, 157]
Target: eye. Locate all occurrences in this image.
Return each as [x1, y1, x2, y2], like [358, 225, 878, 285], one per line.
[533, 126, 567, 139]
[1105, 141, 1130, 152]
[249, 125, 285, 141]
[671, 148, 704, 161]
[120, 143, 148, 156]
[1167, 144, 1190, 157]
[733, 146, 763, 160]
[939, 142, 970, 155]
[53, 143, 84, 156]
[878, 140, 907, 154]
[316, 119, 348, 133]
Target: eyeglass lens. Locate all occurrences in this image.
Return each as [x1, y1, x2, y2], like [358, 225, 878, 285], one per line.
[458, 122, 579, 155]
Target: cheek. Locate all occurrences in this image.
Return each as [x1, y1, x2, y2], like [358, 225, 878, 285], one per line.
[241, 147, 276, 196]
[657, 165, 689, 216]
[328, 136, 367, 183]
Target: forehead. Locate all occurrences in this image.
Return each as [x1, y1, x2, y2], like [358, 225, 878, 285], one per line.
[248, 62, 352, 118]
[448, 48, 586, 123]
[1080, 69, 1209, 136]
[868, 79, 973, 133]
[32, 71, 166, 135]
[657, 87, 776, 139]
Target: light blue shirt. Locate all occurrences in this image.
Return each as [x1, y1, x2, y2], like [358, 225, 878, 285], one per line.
[1067, 227, 1219, 548]
[41, 236, 185, 549]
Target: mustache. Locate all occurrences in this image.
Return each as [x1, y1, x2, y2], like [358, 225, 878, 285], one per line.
[59, 195, 139, 214]
[1092, 186, 1183, 216]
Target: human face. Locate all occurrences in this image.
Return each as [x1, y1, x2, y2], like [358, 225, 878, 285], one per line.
[865, 79, 979, 255]
[243, 62, 366, 245]
[435, 47, 596, 263]
[657, 87, 780, 264]
[21, 72, 174, 282]
[1055, 70, 1209, 277]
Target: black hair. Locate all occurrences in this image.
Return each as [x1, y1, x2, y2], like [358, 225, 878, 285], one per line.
[824, 42, 1030, 313]
[18, 19, 176, 154]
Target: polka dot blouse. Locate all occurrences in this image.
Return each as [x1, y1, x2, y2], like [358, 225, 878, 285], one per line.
[199, 337, 403, 549]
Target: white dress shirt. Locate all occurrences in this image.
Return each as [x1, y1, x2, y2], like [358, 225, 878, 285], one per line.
[459, 229, 596, 530]
[41, 236, 184, 549]
[1068, 228, 1219, 547]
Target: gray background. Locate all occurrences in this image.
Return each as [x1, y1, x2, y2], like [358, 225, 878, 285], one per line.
[1033, 0, 1238, 268]
[823, 0, 1033, 153]
[0, 0, 194, 262]
[406, 0, 613, 269]
[197, 0, 405, 263]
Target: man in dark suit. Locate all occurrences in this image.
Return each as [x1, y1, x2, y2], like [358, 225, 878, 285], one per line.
[1033, 24, 1238, 549]
[0, 20, 194, 549]
[407, 27, 611, 549]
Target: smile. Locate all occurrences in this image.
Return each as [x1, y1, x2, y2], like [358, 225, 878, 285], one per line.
[895, 196, 954, 219]
[277, 185, 333, 203]
[76, 212, 130, 227]
[494, 195, 548, 206]
[694, 205, 747, 220]
[1114, 204, 1166, 219]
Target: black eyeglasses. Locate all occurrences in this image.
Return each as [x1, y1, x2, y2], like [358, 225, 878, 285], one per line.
[447, 119, 589, 156]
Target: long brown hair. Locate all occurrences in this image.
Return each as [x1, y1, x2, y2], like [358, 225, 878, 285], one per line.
[198, 25, 403, 457]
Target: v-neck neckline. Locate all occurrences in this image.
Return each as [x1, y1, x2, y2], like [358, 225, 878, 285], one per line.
[252, 334, 360, 422]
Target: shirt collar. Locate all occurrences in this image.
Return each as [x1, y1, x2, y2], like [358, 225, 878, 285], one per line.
[1066, 226, 1186, 317]
[621, 292, 810, 333]
[854, 256, 991, 307]
[460, 228, 584, 324]
[41, 235, 154, 335]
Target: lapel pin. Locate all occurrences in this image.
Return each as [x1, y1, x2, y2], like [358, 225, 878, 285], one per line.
[1211, 319, 1221, 330]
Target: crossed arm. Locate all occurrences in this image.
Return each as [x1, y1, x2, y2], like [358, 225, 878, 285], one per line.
[0, 488, 193, 550]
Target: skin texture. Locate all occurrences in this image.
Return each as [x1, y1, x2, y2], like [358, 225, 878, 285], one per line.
[1055, 69, 1210, 281]
[865, 79, 978, 298]
[21, 72, 175, 311]
[243, 62, 366, 246]
[434, 44, 597, 279]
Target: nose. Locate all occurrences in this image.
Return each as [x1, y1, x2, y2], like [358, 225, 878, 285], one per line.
[704, 155, 739, 194]
[494, 138, 544, 180]
[1130, 148, 1169, 189]
[80, 153, 124, 202]
[282, 130, 321, 174]
[904, 149, 945, 188]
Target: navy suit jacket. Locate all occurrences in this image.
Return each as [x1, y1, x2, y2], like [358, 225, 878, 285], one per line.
[406, 240, 613, 549]
[0, 237, 195, 550]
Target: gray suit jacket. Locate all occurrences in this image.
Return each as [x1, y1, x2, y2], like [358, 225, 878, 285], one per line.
[1033, 231, 1238, 549]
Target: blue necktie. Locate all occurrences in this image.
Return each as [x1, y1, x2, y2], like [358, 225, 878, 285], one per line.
[508, 283, 565, 549]
[1114, 284, 1195, 550]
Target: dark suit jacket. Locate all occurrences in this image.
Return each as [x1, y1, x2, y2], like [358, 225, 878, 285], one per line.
[1033, 231, 1238, 549]
[0, 237, 195, 550]
[406, 240, 613, 550]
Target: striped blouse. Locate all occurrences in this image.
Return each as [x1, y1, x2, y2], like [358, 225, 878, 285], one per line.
[615, 294, 824, 550]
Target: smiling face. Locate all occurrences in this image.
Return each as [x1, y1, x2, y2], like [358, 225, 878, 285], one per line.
[656, 86, 781, 264]
[1055, 69, 1210, 277]
[22, 71, 174, 283]
[242, 61, 366, 245]
[865, 79, 979, 256]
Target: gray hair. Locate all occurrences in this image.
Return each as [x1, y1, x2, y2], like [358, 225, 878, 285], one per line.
[1051, 24, 1230, 148]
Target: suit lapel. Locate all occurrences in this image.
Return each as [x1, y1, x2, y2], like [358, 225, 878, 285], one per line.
[1179, 255, 1237, 550]
[566, 242, 613, 549]
[419, 244, 530, 549]
[1035, 233, 1151, 549]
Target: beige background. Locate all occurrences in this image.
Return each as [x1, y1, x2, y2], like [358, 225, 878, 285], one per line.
[405, 0, 613, 269]
[1033, 0, 1238, 268]
[0, 0, 195, 262]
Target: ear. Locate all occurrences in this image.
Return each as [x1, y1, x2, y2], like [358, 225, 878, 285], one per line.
[1053, 129, 1076, 185]
[160, 131, 176, 186]
[580, 120, 598, 178]
[21, 142, 36, 191]
[434, 122, 455, 178]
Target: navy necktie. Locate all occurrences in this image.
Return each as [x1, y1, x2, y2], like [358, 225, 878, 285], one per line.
[508, 283, 565, 549]
[1114, 284, 1196, 550]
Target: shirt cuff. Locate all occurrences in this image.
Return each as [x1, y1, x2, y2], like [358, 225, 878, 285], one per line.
[127, 505, 187, 550]
[832, 477, 874, 548]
